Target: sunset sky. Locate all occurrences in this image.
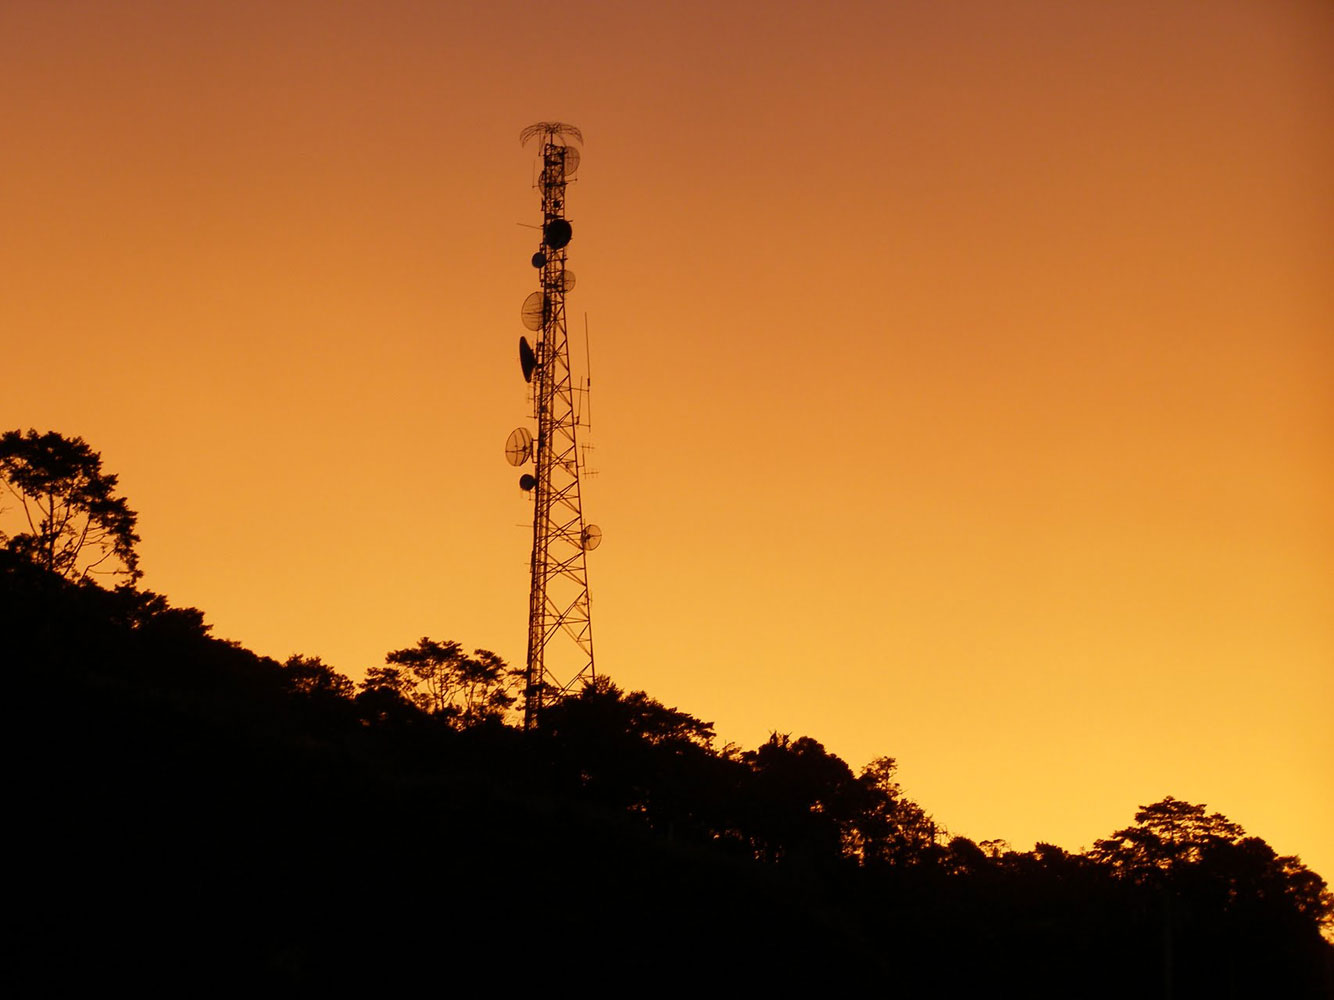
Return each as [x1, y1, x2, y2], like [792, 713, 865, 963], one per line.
[3, 0, 1331, 881]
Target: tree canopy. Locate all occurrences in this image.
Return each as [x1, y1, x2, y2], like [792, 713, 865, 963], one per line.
[0, 429, 140, 583]
[1089, 796, 1245, 880]
[1091, 796, 1334, 933]
[363, 636, 517, 725]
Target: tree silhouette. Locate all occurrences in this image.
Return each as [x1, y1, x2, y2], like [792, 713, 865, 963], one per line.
[1089, 797, 1334, 996]
[741, 733, 861, 863]
[540, 676, 715, 748]
[378, 637, 517, 725]
[853, 756, 938, 866]
[1089, 797, 1245, 882]
[0, 429, 141, 583]
[535, 675, 729, 837]
[282, 654, 355, 699]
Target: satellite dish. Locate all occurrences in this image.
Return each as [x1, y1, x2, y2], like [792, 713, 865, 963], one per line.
[519, 474, 537, 492]
[518, 336, 536, 383]
[581, 524, 602, 551]
[505, 427, 533, 466]
[559, 144, 580, 177]
[543, 219, 573, 250]
[542, 146, 580, 186]
[531, 251, 546, 268]
[521, 291, 547, 331]
[546, 268, 575, 292]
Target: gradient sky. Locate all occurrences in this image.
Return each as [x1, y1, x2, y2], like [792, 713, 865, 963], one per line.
[3, 0, 1330, 880]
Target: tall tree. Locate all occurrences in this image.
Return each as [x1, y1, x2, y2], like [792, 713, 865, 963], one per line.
[281, 654, 355, 699]
[1089, 797, 1244, 882]
[1089, 797, 1334, 994]
[853, 756, 938, 866]
[0, 429, 141, 583]
[379, 637, 517, 724]
[741, 734, 861, 863]
[536, 676, 728, 835]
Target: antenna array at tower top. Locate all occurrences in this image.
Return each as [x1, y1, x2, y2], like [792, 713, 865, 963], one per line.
[520, 121, 584, 147]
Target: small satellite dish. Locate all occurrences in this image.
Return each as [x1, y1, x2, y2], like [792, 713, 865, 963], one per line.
[519, 474, 537, 492]
[543, 219, 573, 250]
[521, 291, 547, 331]
[543, 146, 580, 185]
[581, 524, 602, 551]
[546, 268, 575, 292]
[531, 251, 546, 269]
[559, 144, 580, 177]
[518, 336, 536, 383]
[505, 427, 533, 466]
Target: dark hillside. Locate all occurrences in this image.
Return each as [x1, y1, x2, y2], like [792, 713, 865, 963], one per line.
[5, 554, 880, 989]
[6, 552, 1330, 994]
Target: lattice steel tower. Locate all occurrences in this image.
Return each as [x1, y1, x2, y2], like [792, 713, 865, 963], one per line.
[505, 121, 600, 730]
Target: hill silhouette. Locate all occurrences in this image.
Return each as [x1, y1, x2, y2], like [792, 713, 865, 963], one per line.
[5, 550, 1331, 994]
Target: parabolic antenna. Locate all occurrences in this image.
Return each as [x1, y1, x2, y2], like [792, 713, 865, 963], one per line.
[581, 524, 602, 551]
[546, 269, 575, 292]
[521, 291, 547, 331]
[519, 473, 536, 492]
[557, 144, 580, 178]
[518, 336, 536, 383]
[531, 251, 546, 269]
[543, 219, 573, 251]
[505, 427, 533, 466]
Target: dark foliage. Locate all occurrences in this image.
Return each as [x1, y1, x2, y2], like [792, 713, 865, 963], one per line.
[1, 429, 141, 582]
[5, 550, 1330, 994]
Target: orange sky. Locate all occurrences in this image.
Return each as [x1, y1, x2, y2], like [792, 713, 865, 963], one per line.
[3, 0, 1331, 880]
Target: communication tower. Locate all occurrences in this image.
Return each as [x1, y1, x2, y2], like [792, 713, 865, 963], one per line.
[505, 121, 600, 730]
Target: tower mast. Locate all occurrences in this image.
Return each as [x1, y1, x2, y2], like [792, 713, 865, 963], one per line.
[507, 121, 600, 730]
